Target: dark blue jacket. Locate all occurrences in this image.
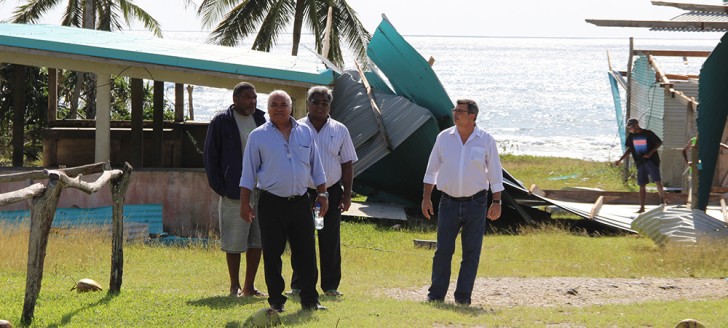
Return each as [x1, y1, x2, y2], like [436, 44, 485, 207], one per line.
[204, 105, 266, 199]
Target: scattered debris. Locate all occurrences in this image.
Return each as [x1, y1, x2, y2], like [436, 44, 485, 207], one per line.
[71, 278, 102, 292]
[413, 239, 437, 249]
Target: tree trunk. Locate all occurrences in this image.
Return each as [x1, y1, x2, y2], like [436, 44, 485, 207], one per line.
[290, 0, 306, 56]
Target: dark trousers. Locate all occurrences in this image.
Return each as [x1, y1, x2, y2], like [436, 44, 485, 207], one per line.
[291, 183, 343, 291]
[258, 191, 319, 307]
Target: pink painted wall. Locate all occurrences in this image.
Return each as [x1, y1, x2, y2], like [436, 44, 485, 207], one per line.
[0, 169, 220, 237]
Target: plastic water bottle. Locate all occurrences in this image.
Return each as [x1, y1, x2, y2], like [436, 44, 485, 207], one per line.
[313, 203, 324, 230]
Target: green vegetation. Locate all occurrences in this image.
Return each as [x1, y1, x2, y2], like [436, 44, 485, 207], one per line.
[1, 219, 727, 327]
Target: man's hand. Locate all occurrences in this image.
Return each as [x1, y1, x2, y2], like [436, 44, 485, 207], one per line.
[421, 199, 434, 220]
[613, 159, 621, 167]
[240, 202, 254, 223]
[340, 193, 352, 212]
[487, 203, 501, 221]
[317, 196, 329, 217]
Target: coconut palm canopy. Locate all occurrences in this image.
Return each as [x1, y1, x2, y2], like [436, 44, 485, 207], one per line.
[197, 0, 371, 68]
[4, 0, 162, 36]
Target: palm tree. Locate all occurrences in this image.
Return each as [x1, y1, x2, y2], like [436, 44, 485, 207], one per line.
[7, 0, 162, 36]
[197, 0, 371, 68]
[6, 0, 163, 118]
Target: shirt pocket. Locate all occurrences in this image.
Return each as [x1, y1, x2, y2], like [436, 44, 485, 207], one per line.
[293, 144, 311, 164]
[327, 135, 341, 157]
[470, 146, 485, 163]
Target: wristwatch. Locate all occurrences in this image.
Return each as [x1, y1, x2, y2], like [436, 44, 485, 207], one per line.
[492, 199, 502, 204]
[317, 192, 329, 198]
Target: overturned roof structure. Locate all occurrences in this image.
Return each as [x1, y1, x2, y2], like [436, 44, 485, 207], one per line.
[586, 1, 728, 32]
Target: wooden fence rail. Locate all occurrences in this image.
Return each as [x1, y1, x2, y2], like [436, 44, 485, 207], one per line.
[0, 161, 132, 325]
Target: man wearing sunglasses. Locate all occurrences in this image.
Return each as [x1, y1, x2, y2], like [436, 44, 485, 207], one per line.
[289, 86, 358, 298]
[421, 99, 504, 306]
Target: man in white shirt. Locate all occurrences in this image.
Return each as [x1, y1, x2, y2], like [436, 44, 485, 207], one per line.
[290, 86, 358, 297]
[421, 99, 504, 306]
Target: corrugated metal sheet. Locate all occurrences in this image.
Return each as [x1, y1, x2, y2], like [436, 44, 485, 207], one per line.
[631, 206, 728, 244]
[331, 71, 436, 177]
[631, 56, 665, 138]
[651, 11, 728, 32]
[662, 81, 698, 188]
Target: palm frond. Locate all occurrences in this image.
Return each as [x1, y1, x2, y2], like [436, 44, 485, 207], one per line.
[198, 0, 248, 29]
[332, 0, 370, 66]
[118, 0, 163, 37]
[9, 0, 62, 24]
[61, 0, 82, 27]
[251, 0, 295, 52]
[207, 0, 273, 47]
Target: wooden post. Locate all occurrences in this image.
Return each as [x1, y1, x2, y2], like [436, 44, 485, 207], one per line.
[622, 37, 635, 183]
[48, 68, 58, 122]
[21, 174, 63, 324]
[153, 81, 164, 167]
[12, 64, 26, 167]
[174, 83, 184, 122]
[691, 141, 699, 210]
[130, 78, 144, 168]
[109, 162, 133, 293]
[186, 85, 194, 121]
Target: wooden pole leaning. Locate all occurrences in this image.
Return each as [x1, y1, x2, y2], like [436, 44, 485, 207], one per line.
[18, 162, 133, 324]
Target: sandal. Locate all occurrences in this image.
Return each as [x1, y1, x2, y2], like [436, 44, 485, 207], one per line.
[243, 289, 267, 297]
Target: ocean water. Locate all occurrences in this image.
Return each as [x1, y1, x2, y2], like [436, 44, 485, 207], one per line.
[153, 31, 719, 162]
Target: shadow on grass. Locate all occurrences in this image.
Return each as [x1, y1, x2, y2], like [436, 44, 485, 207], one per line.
[187, 295, 267, 309]
[224, 308, 319, 328]
[45, 291, 119, 328]
[425, 301, 498, 316]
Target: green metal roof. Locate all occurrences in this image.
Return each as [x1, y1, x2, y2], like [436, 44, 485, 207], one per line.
[0, 23, 334, 85]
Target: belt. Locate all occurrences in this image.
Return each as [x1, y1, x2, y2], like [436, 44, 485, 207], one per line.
[261, 189, 307, 201]
[442, 190, 487, 202]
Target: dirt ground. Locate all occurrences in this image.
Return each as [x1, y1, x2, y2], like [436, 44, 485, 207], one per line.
[385, 277, 728, 308]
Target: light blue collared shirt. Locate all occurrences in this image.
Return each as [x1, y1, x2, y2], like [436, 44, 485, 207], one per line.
[240, 117, 326, 197]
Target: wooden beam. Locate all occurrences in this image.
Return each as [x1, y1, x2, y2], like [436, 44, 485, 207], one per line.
[589, 196, 604, 219]
[153, 81, 164, 167]
[47, 68, 58, 122]
[585, 19, 728, 31]
[651, 1, 728, 14]
[647, 55, 672, 87]
[174, 83, 184, 122]
[355, 61, 394, 151]
[634, 50, 711, 58]
[12, 64, 26, 167]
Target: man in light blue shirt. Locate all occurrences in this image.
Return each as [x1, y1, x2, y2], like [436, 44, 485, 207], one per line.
[240, 90, 329, 312]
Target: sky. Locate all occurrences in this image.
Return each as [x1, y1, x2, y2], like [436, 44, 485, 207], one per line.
[0, 0, 724, 38]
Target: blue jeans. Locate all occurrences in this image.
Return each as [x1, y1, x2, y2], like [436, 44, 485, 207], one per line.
[428, 193, 487, 303]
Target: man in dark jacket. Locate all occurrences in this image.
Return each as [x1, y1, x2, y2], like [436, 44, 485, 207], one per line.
[204, 82, 266, 297]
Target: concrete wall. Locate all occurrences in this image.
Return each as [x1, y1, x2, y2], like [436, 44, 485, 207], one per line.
[0, 169, 220, 237]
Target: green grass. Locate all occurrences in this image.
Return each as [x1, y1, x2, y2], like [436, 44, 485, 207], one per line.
[2, 220, 728, 327]
[1, 155, 726, 326]
[501, 154, 636, 191]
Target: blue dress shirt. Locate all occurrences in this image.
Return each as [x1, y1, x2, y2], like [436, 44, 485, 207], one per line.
[240, 117, 326, 197]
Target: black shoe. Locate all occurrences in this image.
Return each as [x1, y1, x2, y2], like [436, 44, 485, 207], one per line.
[455, 299, 471, 306]
[426, 295, 444, 303]
[270, 304, 285, 313]
[302, 302, 327, 311]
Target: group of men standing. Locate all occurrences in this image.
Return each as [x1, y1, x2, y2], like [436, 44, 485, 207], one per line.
[204, 83, 356, 312]
[205, 81, 506, 311]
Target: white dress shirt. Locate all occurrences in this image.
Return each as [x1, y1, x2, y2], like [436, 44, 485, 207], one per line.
[423, 125, 505, 197]
[299, 116, 358, 188]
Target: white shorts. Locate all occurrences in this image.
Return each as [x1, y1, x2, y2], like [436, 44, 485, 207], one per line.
[218, 192, 261, 253]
